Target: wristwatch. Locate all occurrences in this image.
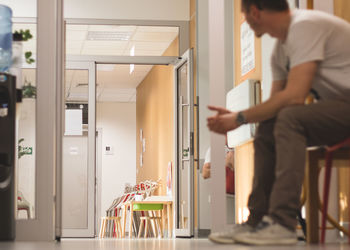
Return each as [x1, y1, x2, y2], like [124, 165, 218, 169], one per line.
[236, 111, 247, 125]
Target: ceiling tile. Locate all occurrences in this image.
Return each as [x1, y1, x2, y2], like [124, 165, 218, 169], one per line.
[88, 25, 137, 33]
[66, 30, 87, 41]
[66, 25, 88, 31]
[132, 32, 178, 43]
[136, 26, 179, 33]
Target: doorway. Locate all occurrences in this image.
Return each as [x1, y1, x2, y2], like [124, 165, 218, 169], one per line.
[61, 22, 196, 239]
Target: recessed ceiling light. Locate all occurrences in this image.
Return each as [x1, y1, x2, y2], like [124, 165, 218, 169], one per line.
[87, 31, 132, 41]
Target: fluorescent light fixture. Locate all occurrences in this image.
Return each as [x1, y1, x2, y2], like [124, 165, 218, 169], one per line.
[130, 46, 135, 74]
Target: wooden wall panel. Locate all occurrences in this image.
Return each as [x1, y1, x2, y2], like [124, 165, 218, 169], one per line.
[233, 0, 262, 223]
[234, 1, 262, 85]
[334, 0, 350, 224]
[136, 38, 179, 195]
[334, 0, 350, 23]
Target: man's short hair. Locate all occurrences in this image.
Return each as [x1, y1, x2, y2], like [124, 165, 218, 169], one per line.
[242, 0, 289, 12]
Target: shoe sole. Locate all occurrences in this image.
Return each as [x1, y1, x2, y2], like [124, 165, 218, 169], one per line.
[208, 235, 235, 244]
[234, 237, 298, 246]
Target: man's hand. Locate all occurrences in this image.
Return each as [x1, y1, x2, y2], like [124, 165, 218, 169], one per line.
[202, 163, 211, 179]
[207, 106, 240, 134]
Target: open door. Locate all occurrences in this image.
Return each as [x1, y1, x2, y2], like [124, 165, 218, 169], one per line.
[174, 49, 195, 237]
[61, 61, 96, 237]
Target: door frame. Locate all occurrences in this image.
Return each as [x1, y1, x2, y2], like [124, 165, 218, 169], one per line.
[15, 0, 64, 241]
[173, 49, 195, 237]
[66, 56, 179, 238]
[61, 61, 96, 237]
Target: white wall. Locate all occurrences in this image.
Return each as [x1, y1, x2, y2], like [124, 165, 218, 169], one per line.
[314, 0, 334, 14]
[197, 0, 235, 230]
[3, 0, 189, 21]
[97, 102, 136, 219]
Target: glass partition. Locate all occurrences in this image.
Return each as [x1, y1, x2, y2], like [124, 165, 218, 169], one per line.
[12, 21, 37, 220]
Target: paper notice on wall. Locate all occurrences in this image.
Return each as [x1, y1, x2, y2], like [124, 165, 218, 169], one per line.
[65, 109, 83, 136]
[241, 21, 255, 76]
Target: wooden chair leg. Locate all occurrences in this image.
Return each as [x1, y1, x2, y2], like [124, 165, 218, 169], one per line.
[158, 211, 163, 238]
[129, 205, 134, 238]
[321, 151, 333, 244]
[306, 151, 320, 243]
[101, 217, 107, 238]
[118, 219, 123, 238]
[99, 217, 105, 238]
[144, 218, 149, 238]
[138, 219, 144, 238]
[151, 211, 158, 238]
[114, 218, 121, 238]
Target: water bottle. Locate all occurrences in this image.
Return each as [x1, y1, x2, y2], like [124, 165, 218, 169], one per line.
[0, 5, 13, 73]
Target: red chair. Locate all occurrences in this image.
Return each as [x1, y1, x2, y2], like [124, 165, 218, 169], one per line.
[320, 137, 350, 244]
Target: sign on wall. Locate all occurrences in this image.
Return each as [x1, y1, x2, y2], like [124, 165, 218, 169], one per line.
[240, 21, 255, 76]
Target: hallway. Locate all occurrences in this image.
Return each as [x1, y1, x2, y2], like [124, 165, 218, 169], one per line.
[1, 239, 350, 250]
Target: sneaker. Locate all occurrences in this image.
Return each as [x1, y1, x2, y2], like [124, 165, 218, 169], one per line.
[233, 216, 298, 246]
[208, 223, 254, 244]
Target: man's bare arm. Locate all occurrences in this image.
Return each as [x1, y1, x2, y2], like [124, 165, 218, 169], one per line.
[207, 61, 318, 134]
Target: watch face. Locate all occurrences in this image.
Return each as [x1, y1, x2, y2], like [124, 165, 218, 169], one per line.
[236, 112, 246, 125]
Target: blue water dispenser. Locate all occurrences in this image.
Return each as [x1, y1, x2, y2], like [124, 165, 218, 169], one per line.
[0, 4, 12, 73]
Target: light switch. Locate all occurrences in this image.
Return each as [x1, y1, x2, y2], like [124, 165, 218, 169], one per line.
[105, 145, 114, 155]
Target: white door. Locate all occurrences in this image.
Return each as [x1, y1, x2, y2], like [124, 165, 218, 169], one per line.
[174, 49, 195, 237]
[61, 61, 96, 237]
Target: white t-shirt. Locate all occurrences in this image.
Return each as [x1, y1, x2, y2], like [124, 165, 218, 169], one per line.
[272, 9, 350, 101]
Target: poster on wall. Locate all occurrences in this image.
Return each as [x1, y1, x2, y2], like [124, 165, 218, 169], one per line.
[240, 21, 255, 76]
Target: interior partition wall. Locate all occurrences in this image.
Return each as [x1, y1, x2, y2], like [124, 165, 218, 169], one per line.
[14, 0, 64, 241]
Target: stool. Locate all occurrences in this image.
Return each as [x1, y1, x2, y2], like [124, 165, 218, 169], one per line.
[99, 216, 122, 238]
[132, 203, 164, 238]
[320, 137, 350, 244]
[138, 212, 163, 238]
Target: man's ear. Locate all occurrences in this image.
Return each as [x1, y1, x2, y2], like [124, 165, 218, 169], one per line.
[249, 4, 261, 20]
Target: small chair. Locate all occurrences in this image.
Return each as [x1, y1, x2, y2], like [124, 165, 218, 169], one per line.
[320, 137, 350, 244]
[133, 203, 164, 238]
[99, 216, 122, 238]
[17, 191, 31, 219]
[305, 138, 350, 243]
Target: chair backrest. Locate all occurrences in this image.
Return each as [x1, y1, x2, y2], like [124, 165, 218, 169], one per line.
[327, 137, 350, 152]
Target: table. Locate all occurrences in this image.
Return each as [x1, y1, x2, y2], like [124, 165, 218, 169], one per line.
[121, 200, 173, 238]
